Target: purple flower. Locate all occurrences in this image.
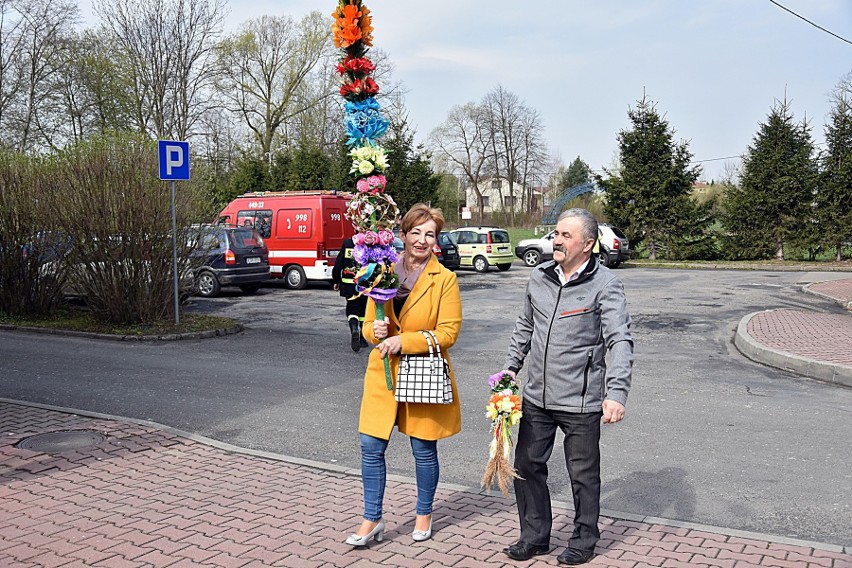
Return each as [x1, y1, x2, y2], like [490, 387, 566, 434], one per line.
[352, 244, 369, 265]
[488, 372, 505, 389]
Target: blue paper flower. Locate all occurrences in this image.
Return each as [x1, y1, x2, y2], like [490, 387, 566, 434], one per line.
[344, 98, 389, 146]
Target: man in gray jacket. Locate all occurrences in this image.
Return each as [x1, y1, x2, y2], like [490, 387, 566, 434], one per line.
[501, 208, 633, 565]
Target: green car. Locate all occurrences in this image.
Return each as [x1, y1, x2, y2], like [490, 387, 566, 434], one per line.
[449, 227, 513, 272]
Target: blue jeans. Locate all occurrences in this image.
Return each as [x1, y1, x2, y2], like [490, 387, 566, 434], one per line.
[359, 433, 439, 521]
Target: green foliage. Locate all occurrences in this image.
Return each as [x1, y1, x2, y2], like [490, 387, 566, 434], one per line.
[286, 143, 331, 191]
[817, 74, 852, 260]
[383, 118, 440, 213]
[722, 98, 817, 260]
[556, 156, 592, 190]
[596, 95, 705, 260]
[223, 153, 271, 202]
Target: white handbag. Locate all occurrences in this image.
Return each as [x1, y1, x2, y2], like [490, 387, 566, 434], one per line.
[395, 330, 454, 404]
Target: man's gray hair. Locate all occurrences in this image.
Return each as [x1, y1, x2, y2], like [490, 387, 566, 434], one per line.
[557, 208, 599, 242]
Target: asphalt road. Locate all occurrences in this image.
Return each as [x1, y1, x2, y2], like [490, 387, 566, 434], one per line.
[1, 264, 851, 547]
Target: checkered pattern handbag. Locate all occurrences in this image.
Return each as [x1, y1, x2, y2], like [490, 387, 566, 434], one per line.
[395, 331, 454, 404]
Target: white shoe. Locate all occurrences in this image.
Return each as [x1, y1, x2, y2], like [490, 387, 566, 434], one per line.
[345, 520, 385, 547]
[412, 519, 432, 542]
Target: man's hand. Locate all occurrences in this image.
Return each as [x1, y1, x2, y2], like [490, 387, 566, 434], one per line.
[602, 400, 625, 424]
[333, 284, 340, 291]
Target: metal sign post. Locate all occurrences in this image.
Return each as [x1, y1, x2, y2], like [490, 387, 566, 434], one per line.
[158, 140, 191, 325]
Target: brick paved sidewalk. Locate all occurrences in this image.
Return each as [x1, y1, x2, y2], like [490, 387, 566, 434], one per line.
[1, 401, 849, 568]
[735, 278, 852, 387]
[806, 279, 852, 307]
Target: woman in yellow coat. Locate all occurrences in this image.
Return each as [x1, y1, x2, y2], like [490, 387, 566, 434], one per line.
[345, 204, 462, 547]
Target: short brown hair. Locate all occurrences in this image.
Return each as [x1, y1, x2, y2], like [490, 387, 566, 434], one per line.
[400, 203, 445, 234]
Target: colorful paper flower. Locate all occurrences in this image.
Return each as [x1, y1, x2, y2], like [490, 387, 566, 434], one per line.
[481, 372, 524, 496]
[334, 0, 397, 390]
[344, 98, 389, 145]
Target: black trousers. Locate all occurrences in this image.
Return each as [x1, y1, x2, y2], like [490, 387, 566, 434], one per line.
[345, 295, 367, 321]
[513, 400, 602, 552]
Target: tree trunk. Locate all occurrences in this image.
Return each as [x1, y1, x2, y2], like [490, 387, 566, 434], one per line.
[775, 233, 784, 261]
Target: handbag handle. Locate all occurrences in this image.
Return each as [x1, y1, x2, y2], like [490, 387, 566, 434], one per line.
[419, 330, 443, 369]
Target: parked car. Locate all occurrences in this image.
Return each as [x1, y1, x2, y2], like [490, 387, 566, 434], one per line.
[450, 227, 513, 272]
[434, 231, 460, 270]
[391, 230, 460, 271]
[514, 223, 631, 268]
[514, 230, 556, 267]
[597, 223, 631, 268]
[191, 225, 270, 297]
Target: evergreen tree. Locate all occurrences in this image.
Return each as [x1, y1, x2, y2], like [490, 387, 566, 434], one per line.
[597, 95, 702, 260]
[384, 115, 440, 213]
[818, 73, 852, 261]
[286, 143, 331, 191]
[722, 98, 817, 260]
[557, 156, 592, 189]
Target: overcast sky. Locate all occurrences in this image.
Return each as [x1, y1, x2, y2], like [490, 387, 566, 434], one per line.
[80, 0, 852, 183]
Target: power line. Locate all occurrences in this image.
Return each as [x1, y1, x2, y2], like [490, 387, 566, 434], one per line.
[767, 0, 852, 46]
[691, 154, 743, 164]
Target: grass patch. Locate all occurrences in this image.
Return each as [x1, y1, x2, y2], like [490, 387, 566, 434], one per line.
[0, 307, 239, 336]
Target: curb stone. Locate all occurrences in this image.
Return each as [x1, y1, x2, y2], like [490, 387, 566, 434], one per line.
[0, 322, 243, 341]
[734, 311, 852, 388]
[802, 282, 852, 310]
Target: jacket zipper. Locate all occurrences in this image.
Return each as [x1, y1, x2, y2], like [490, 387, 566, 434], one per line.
[542, 285, 564, 410]
[581, 350, 592, 412]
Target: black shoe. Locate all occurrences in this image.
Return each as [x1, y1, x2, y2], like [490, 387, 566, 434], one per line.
[503, 541, 549, 561]
[556, 548, 594, 565]
[348, 320, 361, 352]
[360, 336, 368, 347]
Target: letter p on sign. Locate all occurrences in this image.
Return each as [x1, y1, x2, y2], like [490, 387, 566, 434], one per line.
[158, 140, 190, 180]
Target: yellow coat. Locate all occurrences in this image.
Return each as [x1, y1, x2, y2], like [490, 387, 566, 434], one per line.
[359, 254, 462, 441]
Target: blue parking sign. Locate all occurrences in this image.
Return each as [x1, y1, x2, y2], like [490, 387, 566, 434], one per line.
[158, 140, 190, 180]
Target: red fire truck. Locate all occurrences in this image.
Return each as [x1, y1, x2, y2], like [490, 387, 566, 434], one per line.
[218, 191, 354, 289]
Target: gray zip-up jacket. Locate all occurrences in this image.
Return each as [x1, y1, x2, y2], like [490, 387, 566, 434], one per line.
[504, 257, 633, 412]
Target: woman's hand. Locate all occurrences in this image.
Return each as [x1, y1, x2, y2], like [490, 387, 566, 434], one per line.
[373, 317, 390, 340]
[376, 335, 401, 357]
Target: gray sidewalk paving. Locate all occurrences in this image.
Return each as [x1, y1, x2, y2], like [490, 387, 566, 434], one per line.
[734, 277, 852, 387]
[1, 399, 850, 568]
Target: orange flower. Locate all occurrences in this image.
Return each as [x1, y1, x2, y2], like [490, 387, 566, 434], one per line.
[331, 3, 363, 48]
[359, 5, 373, 47]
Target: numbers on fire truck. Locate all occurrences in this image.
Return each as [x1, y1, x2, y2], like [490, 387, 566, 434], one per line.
[278, 208, 312, 238]
[330, 213, 341, 222]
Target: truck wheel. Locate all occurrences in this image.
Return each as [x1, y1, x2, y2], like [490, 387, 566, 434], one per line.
[497, 263, 512, 271]
[522, 249, 541, 267]
[239, 283, 261, 294]
[196, 271, 220, 297]
[284, 265, 307, 289]
[473, 256, 489, 273]
[597, 251, 610, 268]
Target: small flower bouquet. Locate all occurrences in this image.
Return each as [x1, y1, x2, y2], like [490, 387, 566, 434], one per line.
[333, 0, 399, 389]
[481, 371, 523, 496]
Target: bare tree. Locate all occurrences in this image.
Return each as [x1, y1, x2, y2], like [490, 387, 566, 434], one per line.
[213, 11, 330, 158]
[428, 102, 492, 223]
[95, 0, 226, 140]
[0, 0, 26, 145]
[482, 85, 548, 224]
[0, 0, 78, 151]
